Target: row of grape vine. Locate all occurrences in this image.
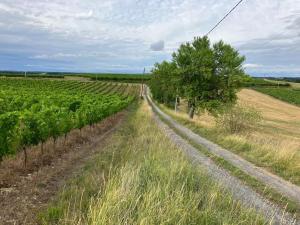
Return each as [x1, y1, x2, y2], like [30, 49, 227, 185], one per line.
[0, 78, 140, 165]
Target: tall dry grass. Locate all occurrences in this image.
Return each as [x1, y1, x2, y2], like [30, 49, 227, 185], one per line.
[39, 102, 267, 225]
[160, 89, 300, 185]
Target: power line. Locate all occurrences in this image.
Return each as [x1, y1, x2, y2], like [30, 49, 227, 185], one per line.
[206, 0, 245, 36]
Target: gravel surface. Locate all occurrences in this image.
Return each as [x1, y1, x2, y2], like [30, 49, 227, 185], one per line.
[145, 91, 299, 225]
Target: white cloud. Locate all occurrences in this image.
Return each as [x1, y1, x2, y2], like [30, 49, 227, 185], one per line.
[32, 53, 83, 59]
[0, 3, 15, 12]
[0, 0, 299, 75]
[150, 40, 164, 51]
[243, 63, 262, 69]
[74, 10, 94, 20]
[24, 64, 43, 67]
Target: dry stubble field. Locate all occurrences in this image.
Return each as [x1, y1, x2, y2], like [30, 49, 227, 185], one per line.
[161, 88, 300, 185]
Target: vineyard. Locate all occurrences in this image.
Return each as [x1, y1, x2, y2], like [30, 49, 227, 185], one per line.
[0, 78, 139, 161]
[254, 87, 300, 106]
[0, 71, 151, 82]
[242, 77, 290, 87]
[88, 73, 151, 82]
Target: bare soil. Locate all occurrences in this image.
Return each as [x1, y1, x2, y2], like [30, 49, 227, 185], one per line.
[0, 110, 127, 225]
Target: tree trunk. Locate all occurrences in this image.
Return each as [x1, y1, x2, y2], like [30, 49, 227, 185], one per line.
[23, 146, 27, 168]
[53, 138, 56, 150]
[64, 134, 68, 146]
[189, 105, 195, 119]
[41, 142, 44, 155]
[175, 96, 179, 112]
[187, 100, 192, 113]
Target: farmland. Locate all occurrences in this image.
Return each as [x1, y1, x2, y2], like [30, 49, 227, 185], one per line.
[0, 78, 139, 161]
[158, 88, 300, 186]
[88, 73, 151, 82]
[2, 1, 300, 224]
[0, 71, 151, 82]
[254, 86, 300, 106]
[242, 77, 300, 106]
[0, 44, 299, 225]
[242, 77, 290, 87]
[39, 101, 267, 225]
[136, 31, 300, 217]
[0, 76, 278, 225]
[0, 78, 272, 225]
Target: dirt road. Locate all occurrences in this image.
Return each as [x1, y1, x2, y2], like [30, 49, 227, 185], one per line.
[145, 90, 298, 225]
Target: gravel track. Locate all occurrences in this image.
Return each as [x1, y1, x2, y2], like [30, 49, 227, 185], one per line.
[145, 89, 300, 205]
[145, 91, 299, 225]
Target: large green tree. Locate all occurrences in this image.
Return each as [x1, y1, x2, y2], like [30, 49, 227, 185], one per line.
[149, 61, 179, 107]
[150, 36, 246, 118]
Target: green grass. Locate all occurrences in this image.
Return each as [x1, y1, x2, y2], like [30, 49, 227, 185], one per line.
[155, 103, 300, 216]
[242, 78, 290, 87]
[155, 109, 300, 216]
[254, 87, 300, 106]
[158, 103, 300, 186]
[39, 101, 267, 225]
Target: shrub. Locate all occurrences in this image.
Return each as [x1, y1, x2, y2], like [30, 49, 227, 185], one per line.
[217, 105, 261, 134]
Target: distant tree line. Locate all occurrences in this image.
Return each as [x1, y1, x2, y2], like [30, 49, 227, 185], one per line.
[0, 71, 152, 83]
[89, 73, 151, 83]
[149, 36, 249, 118]
[243, 78, 290, 87]
[267, 77, 299, 84]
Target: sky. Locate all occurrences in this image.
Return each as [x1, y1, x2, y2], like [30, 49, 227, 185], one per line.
[0, 0, 300, 76]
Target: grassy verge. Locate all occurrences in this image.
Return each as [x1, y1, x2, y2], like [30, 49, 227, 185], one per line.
[156, 103, 300, 216]
[39, 101, 267, 225]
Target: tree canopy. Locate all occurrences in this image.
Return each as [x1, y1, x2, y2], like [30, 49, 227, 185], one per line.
[149, 36, 247, 118]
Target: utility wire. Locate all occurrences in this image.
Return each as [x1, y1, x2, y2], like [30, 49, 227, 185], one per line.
[206, 0, 245, 36]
